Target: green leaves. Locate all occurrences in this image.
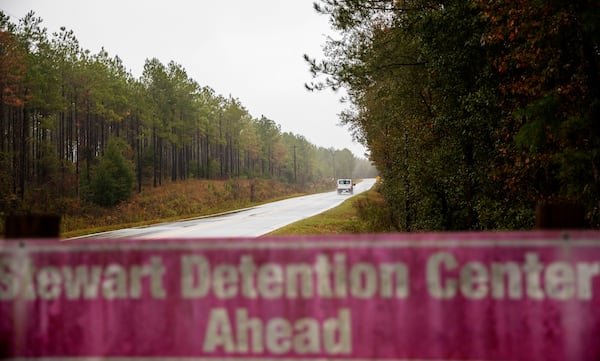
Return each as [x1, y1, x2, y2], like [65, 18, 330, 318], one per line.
[309, 0, 600, 229]
[2, 10, 368, 216]
[90, 138, 135, 207]
[514, 95, 560, 153]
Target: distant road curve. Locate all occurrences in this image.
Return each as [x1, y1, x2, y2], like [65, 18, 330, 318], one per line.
[71, 178, 377, 239]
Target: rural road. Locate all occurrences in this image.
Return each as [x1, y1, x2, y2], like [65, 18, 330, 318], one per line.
[72, 178, 377, 239]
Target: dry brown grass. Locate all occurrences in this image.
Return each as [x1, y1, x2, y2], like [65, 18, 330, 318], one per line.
[61, 178, 310, 238]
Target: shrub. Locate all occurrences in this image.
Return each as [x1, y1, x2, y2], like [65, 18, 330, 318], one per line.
[352, 189, 395, 233]
[90, 139, 135, 206]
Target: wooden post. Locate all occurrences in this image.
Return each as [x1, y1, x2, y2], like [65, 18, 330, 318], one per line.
[4, 214, 61, 238]
[535, 202, 587, 229]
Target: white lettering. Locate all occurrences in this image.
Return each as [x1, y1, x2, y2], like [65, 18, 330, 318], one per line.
[546, 262, 575, 300]
[202, 308, 352, 355]
[315, 254, 333, 298]
[350, 263, 376, 298]
[240, 255, 258, 298]
[203, 308, 235, 352]
[236, 308, 263, 353]
[425, 252, 600, 301]
[0, 258, 19, 299]
[293, 318, 320, 354]
[523, 253, 545, 300]
[577, 263, 600, 300]
[490, 262, 522, 299]
[266, 318, 292, 354]
[214, 264, 238, 299]
[460, 262, 488, 299]
[257, 263, 283, 299]
[380, 263, 409, 298]
[181, 255, 210, 298]
[323, 309, 352, 354]
[180, 253, 409, 300]
[333, 253, 347, 297]
[427, 252, 458, 299]
[62, 266, 102, 299]
[102, 264, 127, 299]
[0, 256, 167, 301]
[286, 264, 313, 298]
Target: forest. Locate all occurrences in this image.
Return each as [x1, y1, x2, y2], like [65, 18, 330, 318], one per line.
[0, 11, 377, 218]
[307, 0, 599, 229]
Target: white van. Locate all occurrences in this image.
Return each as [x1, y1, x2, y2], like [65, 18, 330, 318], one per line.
[337, 178, 354, 194]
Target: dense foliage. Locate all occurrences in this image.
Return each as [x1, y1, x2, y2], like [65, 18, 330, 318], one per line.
[88, 138, 135, 206]
[307, 0, 599, 229]
[0, 11, 376, 215]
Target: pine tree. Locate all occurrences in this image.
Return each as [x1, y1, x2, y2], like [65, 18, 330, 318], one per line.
[90, 138, 134, 206]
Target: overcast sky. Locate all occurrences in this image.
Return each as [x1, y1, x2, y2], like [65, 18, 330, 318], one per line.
[2, 0, 368, 158]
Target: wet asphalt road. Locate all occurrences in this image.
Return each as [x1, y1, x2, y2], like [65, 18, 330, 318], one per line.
[71, 178, 376, 239]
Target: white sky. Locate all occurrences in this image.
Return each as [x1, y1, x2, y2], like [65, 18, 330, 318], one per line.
[2, 0, 368, 158]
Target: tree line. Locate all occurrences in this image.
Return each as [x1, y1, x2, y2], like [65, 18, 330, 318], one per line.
[307, 0, 599, 229]
[0, 11, 376, 212]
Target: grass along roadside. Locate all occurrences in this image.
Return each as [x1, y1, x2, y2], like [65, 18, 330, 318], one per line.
[268, 184, 393, 236]
[60, 178, 328, 238]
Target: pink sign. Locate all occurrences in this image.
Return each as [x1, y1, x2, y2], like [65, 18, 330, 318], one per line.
[1, 231, 600, 360]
